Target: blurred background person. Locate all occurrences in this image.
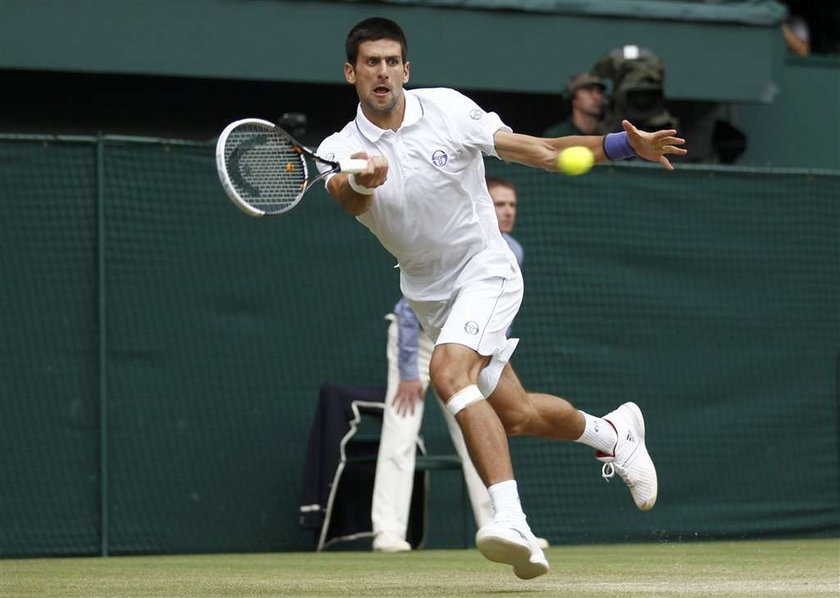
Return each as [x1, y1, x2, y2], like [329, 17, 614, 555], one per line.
[782, 12, 811, 56]
[780, 0, 839, 55]
[543, 73, 606, 137]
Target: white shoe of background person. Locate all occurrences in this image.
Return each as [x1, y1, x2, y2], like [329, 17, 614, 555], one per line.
[596, 401, 658, 510]
[475, 517, 549, 580]
[372, 531, 411, 553]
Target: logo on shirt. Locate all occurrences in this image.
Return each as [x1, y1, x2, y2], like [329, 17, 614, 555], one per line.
[464, 321, 479, 335]
[469, 108, 484, 120]
[431, 150, 448, 167]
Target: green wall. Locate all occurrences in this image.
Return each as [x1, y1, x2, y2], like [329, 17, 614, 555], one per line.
[0, 0, 776, 101]
[735, 55, 840, 169]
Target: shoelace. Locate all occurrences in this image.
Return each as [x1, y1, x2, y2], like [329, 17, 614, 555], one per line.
[602, 462, 635, 487]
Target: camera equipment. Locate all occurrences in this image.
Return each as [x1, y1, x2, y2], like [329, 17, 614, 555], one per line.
[592, 45, 679, 134]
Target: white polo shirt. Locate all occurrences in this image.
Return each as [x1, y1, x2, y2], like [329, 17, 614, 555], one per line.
[317, 87, 516, 302]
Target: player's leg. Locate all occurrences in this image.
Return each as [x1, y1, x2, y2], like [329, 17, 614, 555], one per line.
[488, 365, 658, 511]
[415, 274, 547, 578]
[371, 316, 426, 552]
[430, 342, 511, 484]
[487, 365, 589, 440]
[438, 396, 550, 548]
[430, 342, 548, 580]
[437, 396, 493, 528]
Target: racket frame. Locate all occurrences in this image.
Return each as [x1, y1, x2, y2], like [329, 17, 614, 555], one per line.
[216, 118, 362, 218]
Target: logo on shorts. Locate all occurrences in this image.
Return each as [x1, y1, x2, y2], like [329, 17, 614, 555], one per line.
[469, 108, 483, 120]
[464, 320, 479, 335]
[431, 150, 448, 167]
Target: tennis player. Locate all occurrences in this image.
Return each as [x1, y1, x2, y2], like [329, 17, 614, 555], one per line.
[318, 17, 686, 579]
[371, 178, 549, 553]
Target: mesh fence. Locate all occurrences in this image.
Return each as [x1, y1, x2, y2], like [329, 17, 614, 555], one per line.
[0, 136, 837, 556]
[0, 139, 101, 555]
[485, 161, 839, 543]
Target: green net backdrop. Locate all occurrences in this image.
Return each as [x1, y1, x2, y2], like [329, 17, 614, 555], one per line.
[0, 136, 837, 556]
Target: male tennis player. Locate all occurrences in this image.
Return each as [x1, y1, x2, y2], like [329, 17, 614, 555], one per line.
[371, 178, 546, 553]
[318, 17, 686, 579]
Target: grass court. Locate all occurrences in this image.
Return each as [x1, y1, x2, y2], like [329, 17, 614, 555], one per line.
[1, 538, 837, 597]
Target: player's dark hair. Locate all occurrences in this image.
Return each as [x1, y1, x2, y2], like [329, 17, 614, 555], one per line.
[345, 17, 408, 66]
[486, 177, 515, 192]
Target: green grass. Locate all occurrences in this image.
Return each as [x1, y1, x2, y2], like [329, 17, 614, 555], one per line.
[1, 539, 837, 597]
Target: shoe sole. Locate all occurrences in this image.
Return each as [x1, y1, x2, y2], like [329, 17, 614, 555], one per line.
[619, 402, 657, 511]
[476, 528, 549, 580]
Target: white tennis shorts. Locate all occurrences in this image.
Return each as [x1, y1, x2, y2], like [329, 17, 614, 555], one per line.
[409, 271, 523, 397]
[409, 270, 523, 358]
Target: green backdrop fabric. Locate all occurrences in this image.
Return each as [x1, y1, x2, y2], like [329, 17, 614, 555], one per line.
[0, 136, 837, 556]
[0, 140, 101, 555]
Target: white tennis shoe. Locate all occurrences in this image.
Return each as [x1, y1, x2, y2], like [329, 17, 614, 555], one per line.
[596, 401, 658, 510]
[372, 532, 411, 553]
[475, 518, 549, 580]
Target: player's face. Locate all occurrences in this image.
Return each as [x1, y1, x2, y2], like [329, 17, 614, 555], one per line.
[345, 39, 410, 122]
[490, 185, 517, 233]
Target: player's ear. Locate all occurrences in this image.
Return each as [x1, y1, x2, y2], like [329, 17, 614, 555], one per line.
[403, 61, 410, 84]
[344, 62, 356, 84]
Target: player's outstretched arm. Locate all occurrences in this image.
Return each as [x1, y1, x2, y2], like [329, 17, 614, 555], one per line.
[494, 131, 607, 172]
[494, 123, 686, 172]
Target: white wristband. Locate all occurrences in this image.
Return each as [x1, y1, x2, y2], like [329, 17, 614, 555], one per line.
[348, 174, 375, 195]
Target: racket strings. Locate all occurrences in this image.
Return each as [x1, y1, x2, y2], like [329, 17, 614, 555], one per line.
[224, 124, 307, 213]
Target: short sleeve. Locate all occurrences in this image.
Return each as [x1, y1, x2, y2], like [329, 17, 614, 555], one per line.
[315, 132, 360, 184]
[440, 89, 511, 158]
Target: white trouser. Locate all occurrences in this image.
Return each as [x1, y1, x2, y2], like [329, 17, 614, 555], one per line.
[371, 316, 494, 540]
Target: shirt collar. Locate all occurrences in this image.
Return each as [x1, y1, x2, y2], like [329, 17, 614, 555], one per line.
[355, 90, 422, 142]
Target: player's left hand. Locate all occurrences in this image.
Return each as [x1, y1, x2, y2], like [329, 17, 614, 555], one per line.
[623, 119, 687, 171]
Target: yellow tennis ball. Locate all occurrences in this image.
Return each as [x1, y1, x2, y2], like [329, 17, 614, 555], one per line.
[557, 146, 594, 176]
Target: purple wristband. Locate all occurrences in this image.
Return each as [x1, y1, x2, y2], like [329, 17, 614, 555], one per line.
[603, 131, 637, 161]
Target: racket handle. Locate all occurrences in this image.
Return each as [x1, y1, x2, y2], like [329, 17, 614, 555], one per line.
[337, 159, 368, 174]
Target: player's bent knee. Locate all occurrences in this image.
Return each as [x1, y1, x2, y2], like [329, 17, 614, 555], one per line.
[444, 385, 484, 417]
[429, 345, 487, 399]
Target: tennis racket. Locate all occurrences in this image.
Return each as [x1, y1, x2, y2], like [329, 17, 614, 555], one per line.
[215, 118, 368, 217]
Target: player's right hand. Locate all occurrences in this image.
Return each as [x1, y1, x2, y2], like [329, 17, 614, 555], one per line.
[351, 152, 389, 189]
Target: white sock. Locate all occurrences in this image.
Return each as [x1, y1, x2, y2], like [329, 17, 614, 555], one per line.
[488, 479, 525, 522]
[576, 411, 618, 454]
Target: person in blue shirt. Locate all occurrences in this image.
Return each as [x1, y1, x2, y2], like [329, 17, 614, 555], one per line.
[371, 177, 546, 552]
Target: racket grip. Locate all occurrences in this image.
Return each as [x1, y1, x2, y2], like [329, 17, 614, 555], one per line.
[337, 158, 368, 174]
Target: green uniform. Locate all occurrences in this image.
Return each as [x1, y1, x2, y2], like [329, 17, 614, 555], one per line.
[542, 119, 585, 138]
